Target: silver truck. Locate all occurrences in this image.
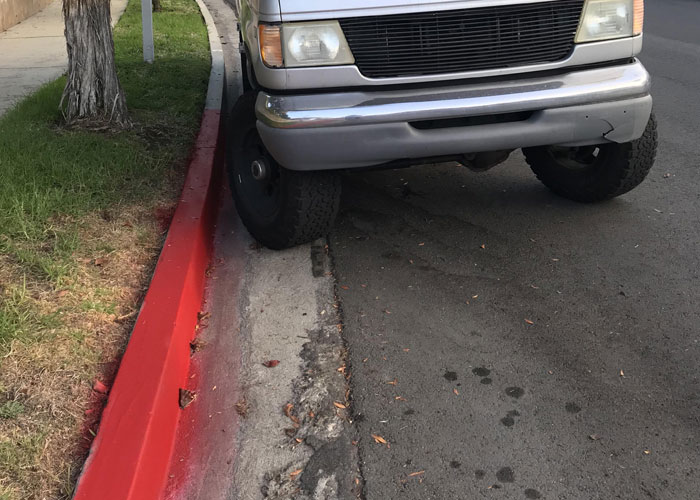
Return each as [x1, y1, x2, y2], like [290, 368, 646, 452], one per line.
[228, 0, 656, 249]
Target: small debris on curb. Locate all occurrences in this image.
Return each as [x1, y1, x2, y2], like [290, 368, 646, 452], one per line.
[235, 398, 249, 418]
[190, 338, 207, 354]
[179, 389, 196, 409]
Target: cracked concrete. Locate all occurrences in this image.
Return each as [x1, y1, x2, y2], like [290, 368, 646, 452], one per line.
[232, 241, 360, 500]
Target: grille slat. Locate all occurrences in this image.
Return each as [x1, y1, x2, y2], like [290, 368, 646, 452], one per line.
[339, 0, 585, 78]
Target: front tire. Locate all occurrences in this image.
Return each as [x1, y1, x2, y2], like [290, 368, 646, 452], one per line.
[225, 92, 341, 250]
[523, 113, 658, 202]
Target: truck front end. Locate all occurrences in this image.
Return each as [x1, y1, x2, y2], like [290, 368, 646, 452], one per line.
[230, 0, 656, 248]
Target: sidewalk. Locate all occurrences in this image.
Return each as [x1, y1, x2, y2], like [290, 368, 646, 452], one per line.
[0, 0, 128, 117]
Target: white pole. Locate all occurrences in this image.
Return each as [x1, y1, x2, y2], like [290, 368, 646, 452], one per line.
[141, 0, 155, 63]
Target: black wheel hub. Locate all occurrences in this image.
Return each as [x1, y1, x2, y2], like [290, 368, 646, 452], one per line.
[236, 129, 282, 219]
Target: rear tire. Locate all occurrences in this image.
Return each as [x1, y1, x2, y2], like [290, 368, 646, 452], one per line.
[225, 92, 341, 250]
[523, 113, 658, 202]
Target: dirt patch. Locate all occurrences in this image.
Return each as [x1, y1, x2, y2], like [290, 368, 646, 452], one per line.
[0, 196, 182, 499]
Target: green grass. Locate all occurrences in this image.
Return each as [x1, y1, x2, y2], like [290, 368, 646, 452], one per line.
[0, 0, 210, 345]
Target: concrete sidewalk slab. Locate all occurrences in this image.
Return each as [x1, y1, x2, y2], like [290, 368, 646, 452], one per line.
[0, 0, 128, 116]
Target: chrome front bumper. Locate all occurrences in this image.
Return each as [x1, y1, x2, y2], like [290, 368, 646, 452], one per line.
[255, 61, 653, 170]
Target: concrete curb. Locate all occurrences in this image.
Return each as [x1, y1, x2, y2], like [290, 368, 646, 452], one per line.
[72, 1, 225, 498]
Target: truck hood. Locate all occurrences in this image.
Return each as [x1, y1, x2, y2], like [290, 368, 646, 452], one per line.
[277, 0, 505, 21]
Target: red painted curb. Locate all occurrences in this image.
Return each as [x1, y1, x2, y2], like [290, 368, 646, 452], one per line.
[73, 108, 224, 500]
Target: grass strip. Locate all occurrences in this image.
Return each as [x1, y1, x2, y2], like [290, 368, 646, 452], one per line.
[0, 1, 210, 498]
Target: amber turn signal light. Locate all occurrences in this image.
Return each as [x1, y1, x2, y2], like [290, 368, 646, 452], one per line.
[259, 25, 283, 68]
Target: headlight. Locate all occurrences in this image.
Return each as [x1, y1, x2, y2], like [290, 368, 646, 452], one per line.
[258, 21, 354, 68]
[576, 0, 644, 43]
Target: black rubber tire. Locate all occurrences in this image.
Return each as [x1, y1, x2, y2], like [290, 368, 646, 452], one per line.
[523, 113, 658, 202]
[225, 92, 341, 250]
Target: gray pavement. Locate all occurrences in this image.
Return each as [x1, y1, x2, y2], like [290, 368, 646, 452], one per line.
[202, 0, 700, 498]
[331, 1, 700, 499]
[0, 0, 128, 117]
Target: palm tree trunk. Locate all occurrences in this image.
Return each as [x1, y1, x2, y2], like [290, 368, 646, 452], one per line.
[61, 0, 130, 128]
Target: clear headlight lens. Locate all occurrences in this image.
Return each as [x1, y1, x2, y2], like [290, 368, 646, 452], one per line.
[283, 21, 354, 67]
[259, 21, 354, 68]
[576, 0, 644, 43]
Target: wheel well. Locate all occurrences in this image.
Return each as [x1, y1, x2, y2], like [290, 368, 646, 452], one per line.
[240, 43, 258, 91]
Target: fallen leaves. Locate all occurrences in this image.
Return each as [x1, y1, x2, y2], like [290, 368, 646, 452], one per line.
[333, 401, 347, 409]
[387, 378, 398, 386]
[290, 469, 303, 479]
[395, 396, 407, 401]
[93, 256, 108, 267]
[408, 470, 425, 477]
[371, 434, 388, 445]
[262, 360, 280, 368]
[179, 389, 196, 409]
[92, 380, 109, 394]
[453, 388, 460, 396]
[284, 403, 300, 426]
[524, 319, 534, 325]
[235, 399, 249, 418]
[190, 338, 207, 354]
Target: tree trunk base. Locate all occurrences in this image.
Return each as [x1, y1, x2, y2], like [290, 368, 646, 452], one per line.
[61, 0, 131, 129]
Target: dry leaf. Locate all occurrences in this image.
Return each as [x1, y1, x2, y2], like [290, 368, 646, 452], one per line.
[453, 388, 459, 395]
[235, 399, 249, 417]
[333, 401, 347, 409]
[620, 369, 625, 377]
[179, 389, 196, 409]
[284, 403, 300, 425]
[387, 378, 398, 386]
[371, 434, 387, 444]
[643, 450, 651, 455]
[92, 380, 109, 394]
[395, 396, 407, 401]
[190, 338, 207, 353]
[263, 360, 280, 368]
[408, 470, 425, 477]
[480, 244, 486, 249]
[589, 434, 601, 441]
[524, 319, 534, 325]
[197, 311, 211, 322]
[418, 242, 425, 246]
[341, 285, 350, 290]
[290, 469, 303, 479]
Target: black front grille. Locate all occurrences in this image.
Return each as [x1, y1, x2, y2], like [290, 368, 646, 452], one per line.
[339, 0, 585, 78]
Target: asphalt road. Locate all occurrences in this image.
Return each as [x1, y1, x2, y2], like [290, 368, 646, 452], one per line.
[331, 2, 700, 499]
